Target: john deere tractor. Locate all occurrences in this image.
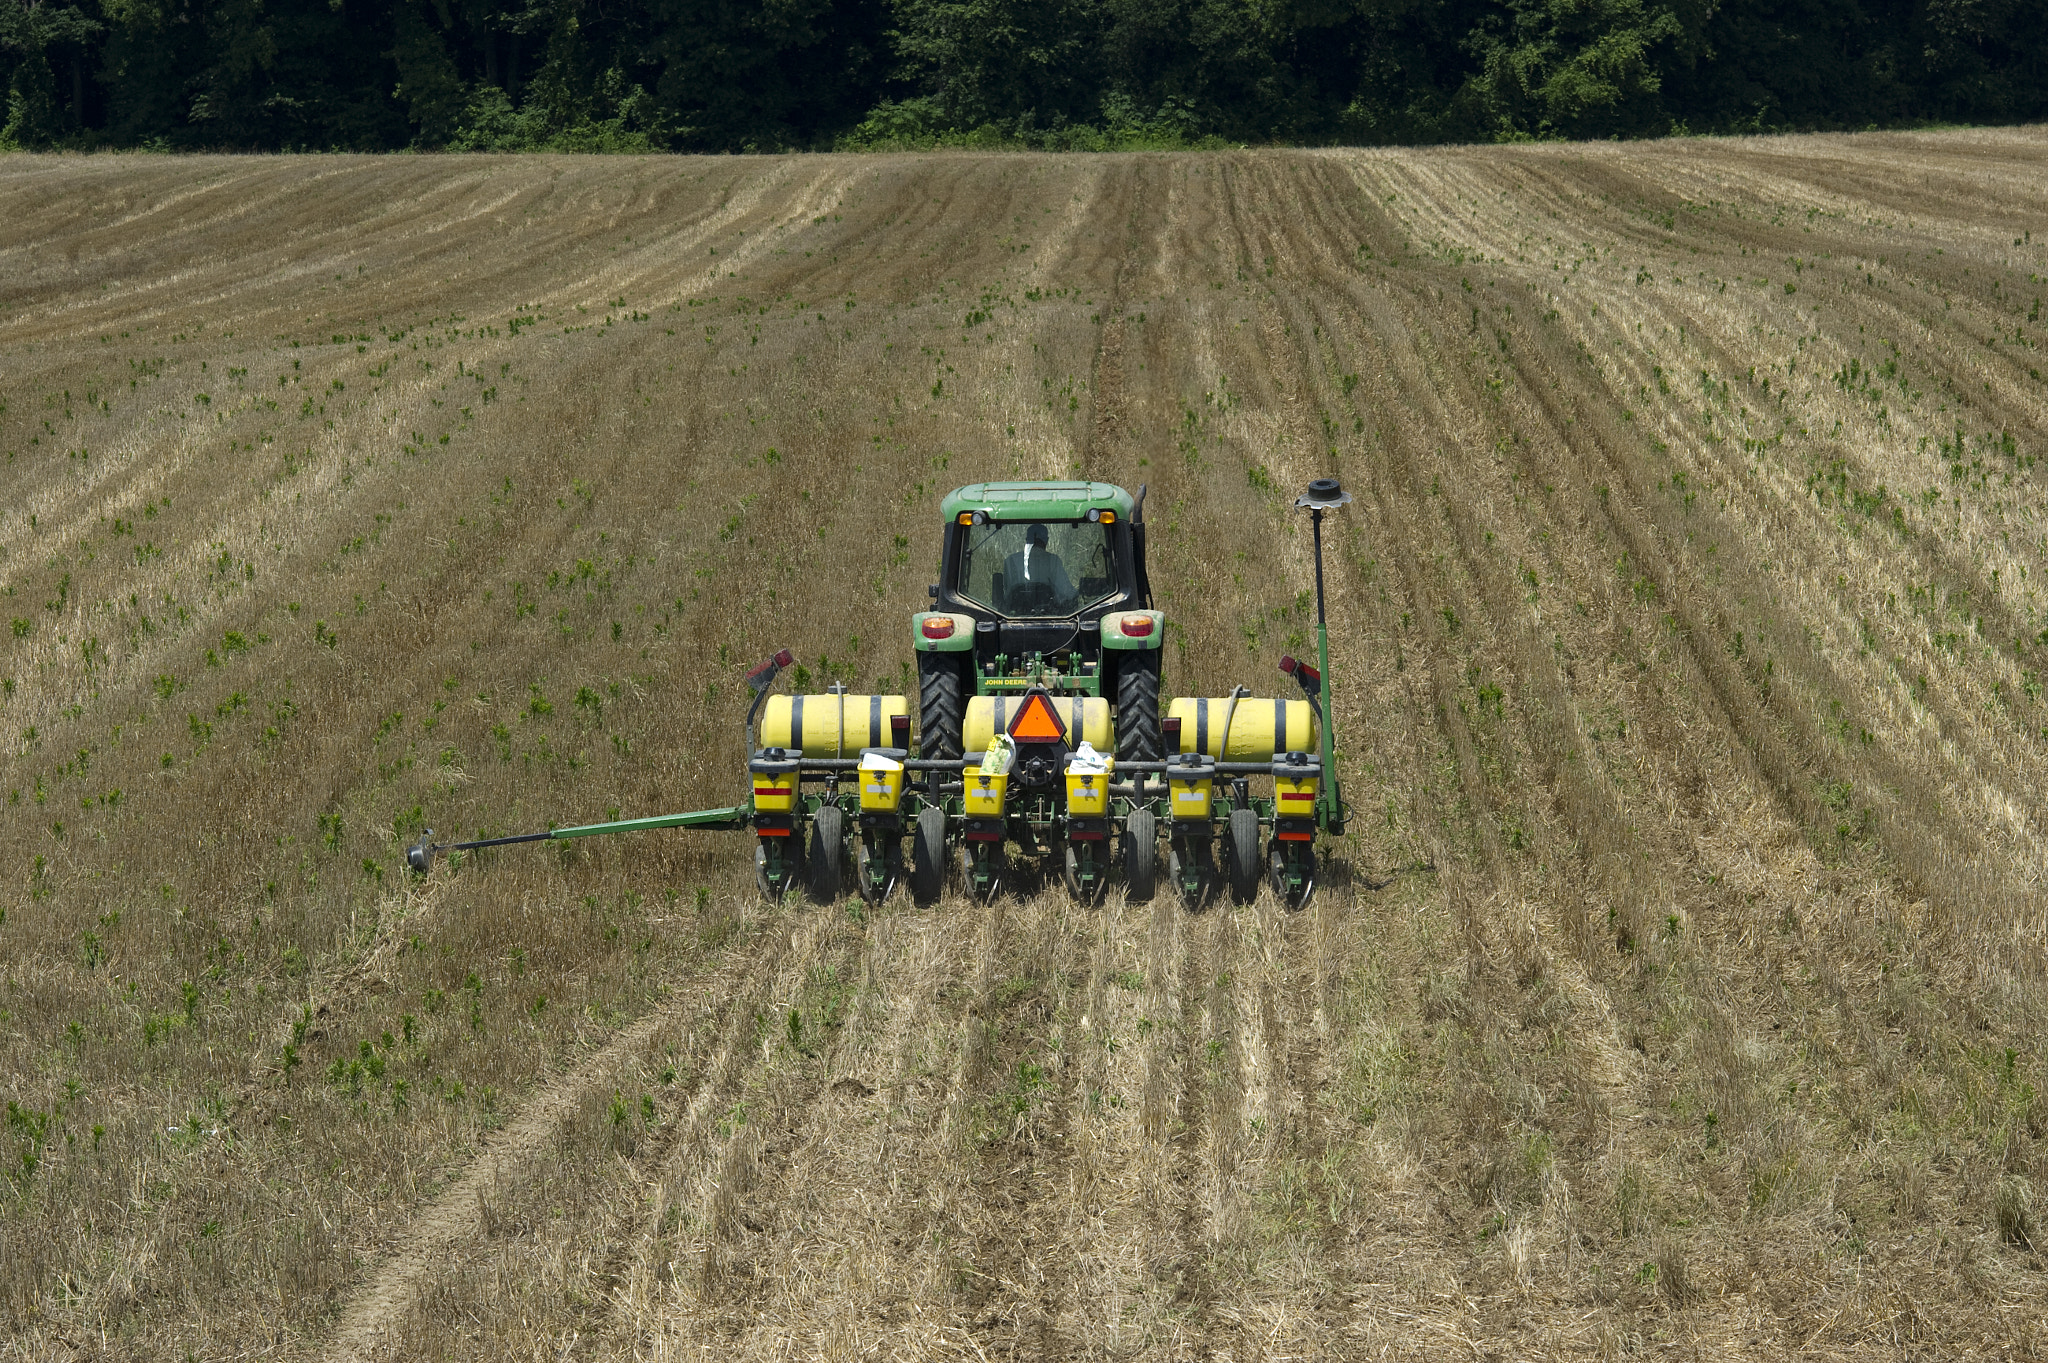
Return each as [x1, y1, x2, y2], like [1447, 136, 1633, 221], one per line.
[408, 477, 1352, 911]
[911, 482, 1163, 766]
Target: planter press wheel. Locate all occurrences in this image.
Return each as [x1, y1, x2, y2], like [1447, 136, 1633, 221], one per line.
[808, 804, 845, 904]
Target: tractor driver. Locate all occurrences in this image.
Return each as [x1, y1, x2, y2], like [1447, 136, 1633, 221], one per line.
[1002, 522, 1077, 615]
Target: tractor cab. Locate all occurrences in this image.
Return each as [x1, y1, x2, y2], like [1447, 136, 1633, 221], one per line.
[913, 482, 1163, 764]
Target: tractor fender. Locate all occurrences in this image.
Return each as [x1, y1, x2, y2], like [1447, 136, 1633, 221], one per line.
[912, 611, 977, 652]
[1101, 609, 1164, 650]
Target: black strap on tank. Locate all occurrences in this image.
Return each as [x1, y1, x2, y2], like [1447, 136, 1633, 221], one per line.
[789, 694, 804, 750]
[1067, 697, 1082, 744]
[1274, 698, 1285, 753]
[993, 697, 1007, 739]
[869, 694, 881, 749]
[1196, 697, 1209, 756]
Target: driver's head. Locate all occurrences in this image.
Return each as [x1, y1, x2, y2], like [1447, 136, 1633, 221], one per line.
[1025, 523, 1049, 548]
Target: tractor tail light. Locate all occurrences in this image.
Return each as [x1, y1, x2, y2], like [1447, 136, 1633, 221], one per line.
[921, 616, 955, 640]
[1119, 614, 1154, 637]
[773, 648, 794, 668]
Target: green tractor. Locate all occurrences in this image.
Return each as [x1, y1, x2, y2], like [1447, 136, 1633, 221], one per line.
[407, 478, 1351, 911]
[911, 481, 1163, 764]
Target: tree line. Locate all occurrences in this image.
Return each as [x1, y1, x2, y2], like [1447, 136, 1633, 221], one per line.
[1, 0, 2041, 153]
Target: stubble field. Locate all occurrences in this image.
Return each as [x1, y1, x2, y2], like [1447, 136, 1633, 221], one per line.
[4, 130, 2048, 1360]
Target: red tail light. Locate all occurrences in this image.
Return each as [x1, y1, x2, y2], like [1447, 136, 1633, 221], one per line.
[1119, 614, 1154, 637]
[921, 616, 955, 640]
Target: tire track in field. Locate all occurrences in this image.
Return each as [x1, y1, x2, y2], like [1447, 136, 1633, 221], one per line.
[593, 911, 828, 1337]
[1074, 158, 1147, 480]
[1050, 889, 1123, 1343]
[320, 1001, 679, 1362]
[1148, 883, 1216, 1344]
[319, 904, 813, 1361]
[599, 905, 865, 1342]
[931, 889, 1077, 1350]
[629, 892, 1006, 1357]
[668, 917, 871, 1309]
[957, 892, 1090, 1356]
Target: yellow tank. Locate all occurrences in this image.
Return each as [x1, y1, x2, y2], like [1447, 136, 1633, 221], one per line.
[759, 694, 910, 757]
[1166, 696, 1317, 760]
[963, 695, 1112, 753]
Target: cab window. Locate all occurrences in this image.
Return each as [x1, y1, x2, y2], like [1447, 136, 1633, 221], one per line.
[957, 521, 1117, 617]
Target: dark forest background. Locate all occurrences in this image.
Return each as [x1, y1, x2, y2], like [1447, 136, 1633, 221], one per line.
[1, 0, 2042, 153]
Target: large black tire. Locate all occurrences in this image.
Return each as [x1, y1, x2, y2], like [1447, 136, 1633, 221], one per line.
[911, 806, 948, 904]
[918, 652, 966, 761]
[808, 804, 844, 904]
[1114, 649, 1163, 763]
[1124, 808, 1157, 902]
[1226, 807, 1261, 905]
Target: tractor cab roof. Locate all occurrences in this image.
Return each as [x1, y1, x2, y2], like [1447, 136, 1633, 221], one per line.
[941, 481, 1136, 522]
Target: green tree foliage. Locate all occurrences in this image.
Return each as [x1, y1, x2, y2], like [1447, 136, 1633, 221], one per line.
[1, 0, 102, 148]
[0, 0, 2038, 152]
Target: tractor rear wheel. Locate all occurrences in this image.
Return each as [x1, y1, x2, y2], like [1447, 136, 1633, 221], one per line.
[1114, 651, 1162, 763]
[1226, 807, 1261, 904]
[911, 806, 948, 904]
[918, 652, 966, 761]
[808, 804, 845, 903]
[1123, 808, 1156, 902]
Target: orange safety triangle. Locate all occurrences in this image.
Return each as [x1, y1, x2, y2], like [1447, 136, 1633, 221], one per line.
[1008, 691, 1069, 743]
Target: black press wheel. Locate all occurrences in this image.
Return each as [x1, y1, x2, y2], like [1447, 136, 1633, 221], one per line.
[1123, 807, 1157, 902]
[911, 805, 949, 904]
[1226, 807, 1261, 904]
[1114, 649, 1163, 763]
[808, 804, 845, 903]
[917, 652, 966, 761]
